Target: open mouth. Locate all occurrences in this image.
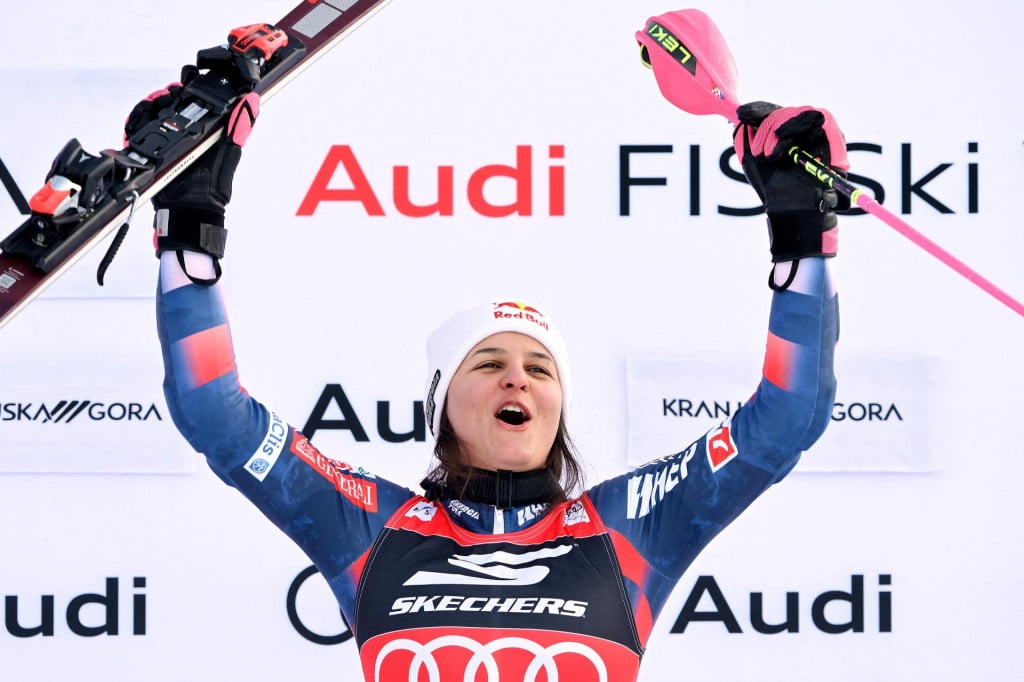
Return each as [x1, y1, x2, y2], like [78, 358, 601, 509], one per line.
[496, 405, 529, 426]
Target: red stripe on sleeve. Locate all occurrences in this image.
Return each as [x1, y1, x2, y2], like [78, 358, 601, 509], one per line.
[762, 331, 797, 392]
[175, 324, 236, 390]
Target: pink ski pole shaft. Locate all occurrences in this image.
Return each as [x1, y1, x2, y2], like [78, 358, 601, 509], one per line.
[788, 147, 1024, 318]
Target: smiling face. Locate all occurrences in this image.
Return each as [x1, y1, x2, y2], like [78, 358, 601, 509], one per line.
[444, 332, 563, 472]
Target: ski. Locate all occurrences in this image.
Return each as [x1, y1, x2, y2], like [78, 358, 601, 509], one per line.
[0, 0, 392, 331]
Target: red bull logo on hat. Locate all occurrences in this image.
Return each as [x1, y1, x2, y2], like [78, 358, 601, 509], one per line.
[492, 301, 550, 331]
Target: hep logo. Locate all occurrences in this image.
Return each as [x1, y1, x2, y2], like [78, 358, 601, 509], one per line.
[296, 145, 565, 218]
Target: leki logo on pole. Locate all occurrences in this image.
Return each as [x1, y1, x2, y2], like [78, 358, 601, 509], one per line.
[643, 22, 697, 75]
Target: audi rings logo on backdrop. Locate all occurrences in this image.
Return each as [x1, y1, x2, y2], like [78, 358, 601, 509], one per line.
[287, 566, 352, 645]
[372, 636, 608, 682]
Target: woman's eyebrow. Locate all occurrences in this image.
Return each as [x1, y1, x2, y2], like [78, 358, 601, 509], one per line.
[469, 347, 505, 357]
[469, 347, 553, 363]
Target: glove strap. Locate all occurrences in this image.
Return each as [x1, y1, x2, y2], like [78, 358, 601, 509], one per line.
[155, 208, 227, 258]
[766, 210, 838, 263]
[174, 250, 222, 286]
[768, 261, 800, 291]
[155, 208, 227, 286]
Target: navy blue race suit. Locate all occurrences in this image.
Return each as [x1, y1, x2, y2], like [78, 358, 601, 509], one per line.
[156, 252, 838, 681]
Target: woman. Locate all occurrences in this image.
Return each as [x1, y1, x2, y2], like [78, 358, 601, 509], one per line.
[138, 34, 845, 682]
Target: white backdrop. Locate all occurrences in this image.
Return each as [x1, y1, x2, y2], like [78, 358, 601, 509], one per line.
[2, 0, 1023, 680]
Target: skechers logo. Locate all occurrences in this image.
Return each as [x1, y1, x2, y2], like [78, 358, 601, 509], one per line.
[403, 545, 573, 587]
[389, 594, 588, 618]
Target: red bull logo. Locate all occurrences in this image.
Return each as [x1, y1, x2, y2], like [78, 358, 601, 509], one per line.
[492, 301, 550, 331]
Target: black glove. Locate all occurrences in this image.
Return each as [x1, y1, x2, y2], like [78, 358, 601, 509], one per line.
[125, 85, 259, 283]
[733, 102, 849, 273]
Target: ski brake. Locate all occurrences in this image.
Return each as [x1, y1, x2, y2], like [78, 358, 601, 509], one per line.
[0, 22, 303, 284]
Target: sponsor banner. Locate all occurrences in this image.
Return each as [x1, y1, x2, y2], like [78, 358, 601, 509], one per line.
[0, 298, 194, 473]
[626, 352, 938, 472]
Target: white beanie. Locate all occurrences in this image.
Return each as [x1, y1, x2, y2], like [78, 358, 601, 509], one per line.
[425, 299, 572, 439]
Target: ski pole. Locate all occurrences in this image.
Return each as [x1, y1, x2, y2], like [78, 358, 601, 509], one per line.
[636, 9, 1024, 319]
[788, 148, 1024, 317]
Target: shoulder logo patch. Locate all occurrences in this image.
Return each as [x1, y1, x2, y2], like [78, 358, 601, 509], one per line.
[706, 419, 738, 472]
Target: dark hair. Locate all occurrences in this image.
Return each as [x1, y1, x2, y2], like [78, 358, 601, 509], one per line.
[423, 409, 584, 504]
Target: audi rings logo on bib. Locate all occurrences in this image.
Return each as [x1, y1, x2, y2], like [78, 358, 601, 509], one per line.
[361, 626, 638, 682]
